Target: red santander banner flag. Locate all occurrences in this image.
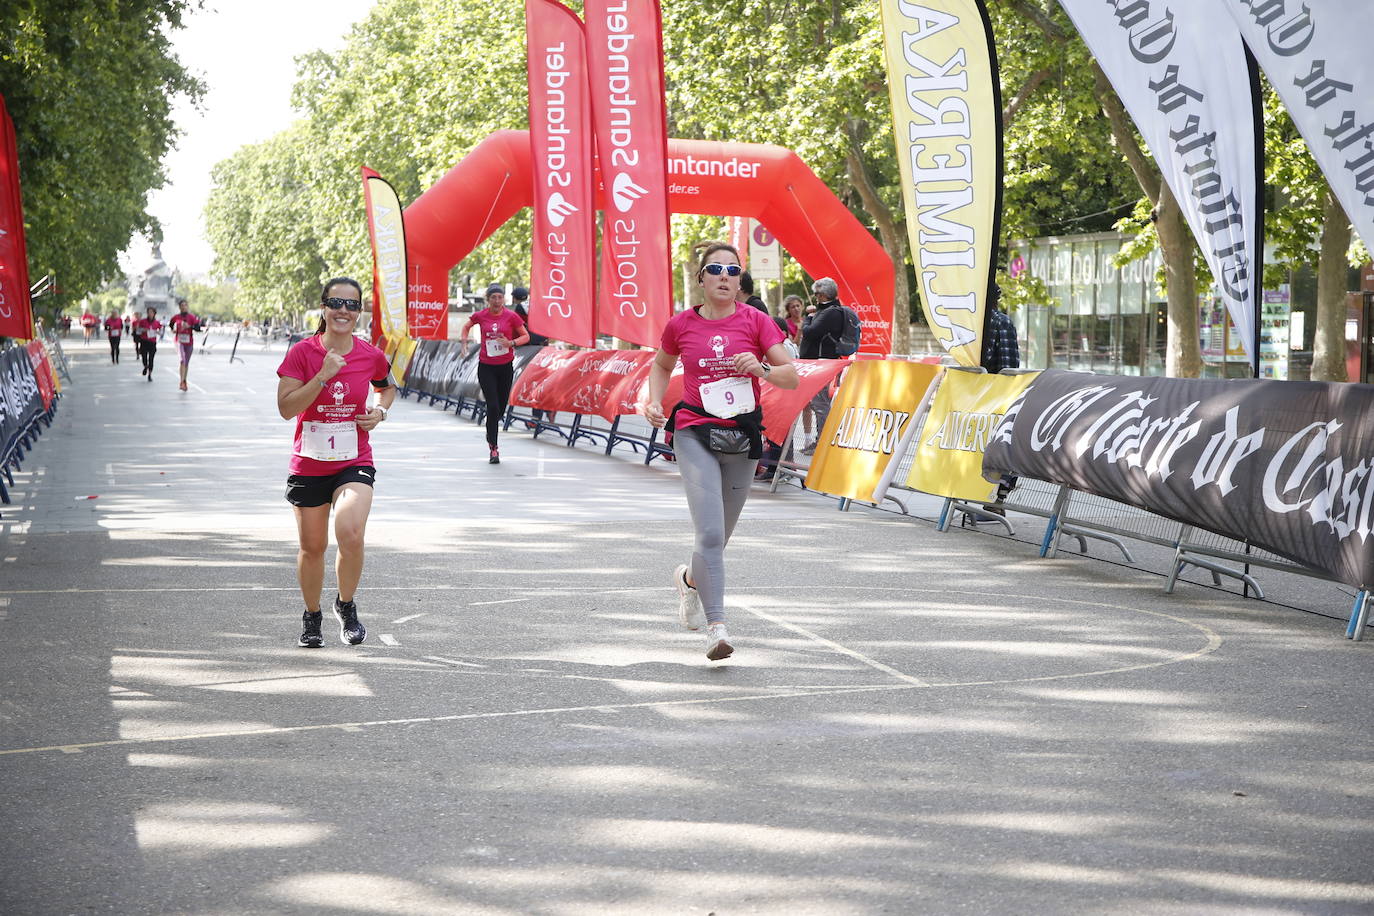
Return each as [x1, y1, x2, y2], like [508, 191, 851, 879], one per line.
[0, 93, 35, 340]
[584, 0, 672, 348]
[526, 0, 598, 348]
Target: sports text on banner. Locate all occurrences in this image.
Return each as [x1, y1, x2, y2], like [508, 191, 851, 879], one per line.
[879, 0, 1002, 367]
[806, 360, 941, 501]
[526, 0, 598, 347]
[585, 0, 672, 347]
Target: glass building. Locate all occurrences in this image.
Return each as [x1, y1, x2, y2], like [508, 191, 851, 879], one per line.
[1009, 232, 1167, 376]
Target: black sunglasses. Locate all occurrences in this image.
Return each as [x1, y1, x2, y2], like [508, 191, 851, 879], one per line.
[702, 264, 742, 277]
[323, 297, 362, 312]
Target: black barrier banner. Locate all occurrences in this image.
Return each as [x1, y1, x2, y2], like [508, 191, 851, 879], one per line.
[984, 369, 1374, 589]
[403, 341, 543, 402]
[1, 345, 42, 450]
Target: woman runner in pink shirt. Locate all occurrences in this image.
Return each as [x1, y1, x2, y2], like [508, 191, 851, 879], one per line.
[460, 283, 530, 464]
[640, 243, 799, 661]
[276, 277, 396, 649]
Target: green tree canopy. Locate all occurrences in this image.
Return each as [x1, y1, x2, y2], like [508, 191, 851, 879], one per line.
[1, 0, 204, 316]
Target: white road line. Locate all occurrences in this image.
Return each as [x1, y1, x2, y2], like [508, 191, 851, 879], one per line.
[379, 634, 399, 646]
[422, 656, 487, 668]
[392, 612, 426, 624]
[0, 683, 910, 757]
[469, 597, 530, 607]
[735, 599, 931, 687]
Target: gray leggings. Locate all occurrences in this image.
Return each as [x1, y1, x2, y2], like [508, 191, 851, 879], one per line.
[673, 429, 758, 624]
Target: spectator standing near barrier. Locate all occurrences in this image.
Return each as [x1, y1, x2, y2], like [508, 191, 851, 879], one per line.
[276, 277, 394, 649]
[136, 307, 162, 380]
[461, 283, 530, 464]
[981, 285, 1020, 515]
[169, 298, 202, 391]
[799, 277, 845, 454]
[510, 286, 548, 348]
[640, 242, 798, 661]
[783, 295, 804, 344]
[740, 271, 768, 314]
[103, 310, 124, 364]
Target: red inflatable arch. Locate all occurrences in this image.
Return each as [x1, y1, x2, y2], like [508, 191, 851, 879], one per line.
[404, 129, 893, 353]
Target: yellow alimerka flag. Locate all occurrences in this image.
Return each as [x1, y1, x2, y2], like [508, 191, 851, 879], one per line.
[388, 335, 418, 386]
[361, 167, 408, 340]
[906, 369, 1038, 501]
[806, 359, 941, 502]
[880, 0, 1001, 367]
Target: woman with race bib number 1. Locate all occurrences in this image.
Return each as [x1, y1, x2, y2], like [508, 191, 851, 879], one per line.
[639, 242, 798, 661]
[276, 277, 395, 649]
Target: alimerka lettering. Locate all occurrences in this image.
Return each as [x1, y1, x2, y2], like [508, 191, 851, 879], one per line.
[829, 407, 910, 455]
[924, 408, 1003, 453]
[892, 1, 980, 350]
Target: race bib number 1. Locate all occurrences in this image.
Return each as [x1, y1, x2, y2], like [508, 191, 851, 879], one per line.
[699, 375, 755, 419]
[300, 421, 358, 462]
[485, 338, 509, 357]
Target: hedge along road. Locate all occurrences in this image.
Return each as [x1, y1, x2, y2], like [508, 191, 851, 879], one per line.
[0, 342, 1371, 915]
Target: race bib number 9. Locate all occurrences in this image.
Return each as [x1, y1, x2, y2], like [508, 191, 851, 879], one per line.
[300, 420, 359, 462]
[699, 375, 755, 419]
[177, 332, 192, 344]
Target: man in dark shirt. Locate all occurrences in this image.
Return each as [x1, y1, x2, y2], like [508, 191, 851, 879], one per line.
[799, 277, 846, 454]
[980, 284, 1020, 374]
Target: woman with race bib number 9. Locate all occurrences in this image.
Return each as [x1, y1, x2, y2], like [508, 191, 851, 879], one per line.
[640, 242, 798, 661]
[276, 277, 395, 649]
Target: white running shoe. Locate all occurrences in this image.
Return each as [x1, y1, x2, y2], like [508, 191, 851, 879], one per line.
[674, 564, 706, 631]
[705, 623, 733, 661]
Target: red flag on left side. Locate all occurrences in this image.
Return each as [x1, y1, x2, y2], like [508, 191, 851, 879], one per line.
[0, 92, 35, 340]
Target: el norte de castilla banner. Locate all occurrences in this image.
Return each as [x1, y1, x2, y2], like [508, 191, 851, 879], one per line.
[983, 369, 1374, 590]
[1222, 0, 1374, 254]
[880, 1, 1002, 368]
[1057, 0, 1264, 362]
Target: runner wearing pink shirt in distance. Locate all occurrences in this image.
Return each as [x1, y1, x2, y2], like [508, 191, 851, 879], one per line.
[460, 283, 530, 464]
[276, 277, 396, 649]
[640, 242, 799, 661]
[168, 298, 201, 391]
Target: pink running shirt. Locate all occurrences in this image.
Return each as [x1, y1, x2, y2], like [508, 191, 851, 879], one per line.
[659, 303, 785, 431]
[277, 334, 391, 476]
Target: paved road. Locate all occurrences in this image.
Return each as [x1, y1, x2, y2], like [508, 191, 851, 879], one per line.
[1, 340, 1371, 915]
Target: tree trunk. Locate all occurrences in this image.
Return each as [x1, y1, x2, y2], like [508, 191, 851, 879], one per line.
[1311, 186, 1352, 382]
[1155, 184, 1202, 378]
[845, 140, 910, 356]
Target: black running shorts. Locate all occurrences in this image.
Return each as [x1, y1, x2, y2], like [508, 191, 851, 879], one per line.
[285, 465, 376, 508]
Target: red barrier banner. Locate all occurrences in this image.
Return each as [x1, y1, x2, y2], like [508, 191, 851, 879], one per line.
[526, 0, 598, 347]
[24, 340, 52, 410]
[510, 347, 657, 419]
[585, 0, 672, 347]
[0, 93, 34, 340]
[407, 261, 449, 339]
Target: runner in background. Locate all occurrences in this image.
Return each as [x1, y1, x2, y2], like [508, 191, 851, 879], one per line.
[80, 310, 98, 345]
[103, 310, 124, 364]
[137, 307, 162, 381]
[276, 277, 395, 649]
[640, 242, 799, 661]
[460, 283, 530, 464]
[169, 297, 201, 391]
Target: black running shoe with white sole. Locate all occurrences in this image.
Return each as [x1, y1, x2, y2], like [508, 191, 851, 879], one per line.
[333, 597, 366, 645]
[298, 611, 324, 648]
